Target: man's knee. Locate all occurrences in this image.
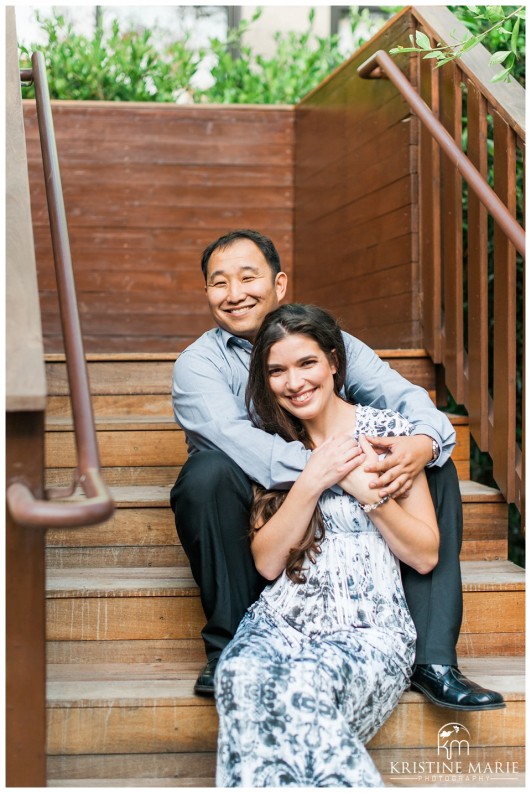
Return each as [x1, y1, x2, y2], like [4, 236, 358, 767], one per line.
[170, 450, 253, 514]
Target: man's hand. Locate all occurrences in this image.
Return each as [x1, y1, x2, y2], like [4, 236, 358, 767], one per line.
[301, 434, 365, 495]
[363, 434, 434, 499]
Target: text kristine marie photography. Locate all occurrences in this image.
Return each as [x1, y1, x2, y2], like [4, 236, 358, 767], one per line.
[388, 722, 522, 785]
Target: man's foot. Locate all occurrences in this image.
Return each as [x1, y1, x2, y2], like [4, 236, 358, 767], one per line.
[194, 659, 218, 697]
[410, 664, 505, 711]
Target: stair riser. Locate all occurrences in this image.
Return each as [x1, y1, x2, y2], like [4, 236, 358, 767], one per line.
[44, 356, 437, 400]
[46, 747, 526, 785]
[46, 591, 524, 644]
[44, 425, 470, 470]
[46, 541, 506, 568]
[46, 700, 524, 756]
[47, 640, 206, 665]
[46, 501, 507, 553]
[47, 752, 216, 783]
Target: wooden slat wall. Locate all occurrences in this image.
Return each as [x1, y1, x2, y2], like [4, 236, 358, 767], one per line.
[23, 102, 295, 353]
[293, 11, 421, 348]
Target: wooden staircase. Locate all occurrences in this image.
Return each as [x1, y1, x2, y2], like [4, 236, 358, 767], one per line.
[44, 352, 525, 787]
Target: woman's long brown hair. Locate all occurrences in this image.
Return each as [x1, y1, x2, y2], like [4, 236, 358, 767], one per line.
[246, 304, 347, 583]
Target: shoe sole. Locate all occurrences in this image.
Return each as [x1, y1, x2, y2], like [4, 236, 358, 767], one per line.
[194, 685, 215, 698]
[410, 680, 506, 711]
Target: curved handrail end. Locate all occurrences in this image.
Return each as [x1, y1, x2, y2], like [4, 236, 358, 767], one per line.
[7, 477, 114, 530]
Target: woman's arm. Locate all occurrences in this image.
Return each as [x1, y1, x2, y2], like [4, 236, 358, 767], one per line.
[251, 435, 360, 580]
[340, 435, 439, 574]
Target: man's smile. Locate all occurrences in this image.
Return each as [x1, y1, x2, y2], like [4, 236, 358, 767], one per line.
[224, 304, 256, 316]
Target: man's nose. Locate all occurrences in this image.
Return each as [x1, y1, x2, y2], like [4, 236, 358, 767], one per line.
[226, 280, 245, 302]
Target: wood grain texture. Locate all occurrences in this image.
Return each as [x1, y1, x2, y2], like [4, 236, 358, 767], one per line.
[24, 103, 294, 352]
[6, 10, 46, 410]
[294, 14, 420, 348]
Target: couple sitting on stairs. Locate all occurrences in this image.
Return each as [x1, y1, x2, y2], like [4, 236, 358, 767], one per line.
[170, 229, 504, 787]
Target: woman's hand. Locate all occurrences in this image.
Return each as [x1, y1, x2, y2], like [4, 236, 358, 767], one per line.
[338, 435, 381, 505]
[300, 434, 365, 496]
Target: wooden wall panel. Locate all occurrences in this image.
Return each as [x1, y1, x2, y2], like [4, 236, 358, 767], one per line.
[293, 11, 421, 348]
[23, 102, 295, 353]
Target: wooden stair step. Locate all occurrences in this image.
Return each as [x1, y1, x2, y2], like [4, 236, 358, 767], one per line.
[45, 561, 524, 654]
[46, 657, 524, 757]
[46, 560, 525, 598]
[45, 479, 508, 564]
[43, 418, 469, 471]
[44, 350, 438, 398]
[47, 747, 526, 787]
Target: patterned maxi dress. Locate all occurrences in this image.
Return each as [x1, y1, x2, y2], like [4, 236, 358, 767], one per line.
[215, 406, 418, 787]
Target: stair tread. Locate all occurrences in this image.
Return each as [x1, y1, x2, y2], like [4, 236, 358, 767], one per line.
[47, 657, 525, 707]
[48, 416, 178, 431]
[45, 559, 525, 598]
[62, 479, 504, 508]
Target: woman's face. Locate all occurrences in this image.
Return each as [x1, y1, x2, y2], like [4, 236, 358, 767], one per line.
[266, 333, 337, 422]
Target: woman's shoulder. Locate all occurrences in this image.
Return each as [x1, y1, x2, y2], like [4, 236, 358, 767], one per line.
[355, 404, 413, 437]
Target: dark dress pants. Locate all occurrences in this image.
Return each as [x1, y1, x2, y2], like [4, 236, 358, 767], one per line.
[170, 451, 266, 662]
[170, 450, 463, 665]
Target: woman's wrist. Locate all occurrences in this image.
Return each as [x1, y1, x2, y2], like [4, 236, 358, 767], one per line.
[360, 494, 391, 513]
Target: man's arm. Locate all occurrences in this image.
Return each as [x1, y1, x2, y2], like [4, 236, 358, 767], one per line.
[172, 350, 312, 490]
[342, 332, 456, 466]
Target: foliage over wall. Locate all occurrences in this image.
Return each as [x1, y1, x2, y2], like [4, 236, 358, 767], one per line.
[19, 7, 392, 104]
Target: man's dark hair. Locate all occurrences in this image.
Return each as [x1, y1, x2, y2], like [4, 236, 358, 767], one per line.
[200, 229, 281, 281]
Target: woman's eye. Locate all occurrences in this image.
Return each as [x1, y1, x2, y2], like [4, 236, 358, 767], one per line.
[268, 368, 283, 377]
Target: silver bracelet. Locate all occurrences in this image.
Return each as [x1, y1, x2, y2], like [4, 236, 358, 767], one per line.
[361, 495, 390, 513]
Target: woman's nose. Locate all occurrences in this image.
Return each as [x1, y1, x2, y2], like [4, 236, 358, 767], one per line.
[286, 369, 303, 391]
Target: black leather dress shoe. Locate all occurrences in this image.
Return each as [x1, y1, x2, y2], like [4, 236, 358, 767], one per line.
[410, 664, 505, 711]
[194, 659, 218, 697]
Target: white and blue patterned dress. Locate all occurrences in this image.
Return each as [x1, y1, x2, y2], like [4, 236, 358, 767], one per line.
[215, 406, 417, 787]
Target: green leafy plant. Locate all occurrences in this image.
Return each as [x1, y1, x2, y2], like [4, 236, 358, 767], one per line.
[390, 5, 525, 83]
[19, 7, 391, 104]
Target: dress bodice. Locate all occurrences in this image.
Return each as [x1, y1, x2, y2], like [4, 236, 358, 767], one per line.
[258, 405, 417, 662]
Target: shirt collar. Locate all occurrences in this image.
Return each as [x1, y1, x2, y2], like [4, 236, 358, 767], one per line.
[219, 327, 253, 352]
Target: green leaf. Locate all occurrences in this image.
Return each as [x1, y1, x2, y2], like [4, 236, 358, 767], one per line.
[423, 51, 444, 59]
[415, 30, 432, 50]
[491, 66, 511, 83]
[511, 18, 520, 55]
[489, 50, 512, 65]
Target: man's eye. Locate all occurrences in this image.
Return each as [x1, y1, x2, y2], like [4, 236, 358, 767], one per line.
[242, 276, 256, 283]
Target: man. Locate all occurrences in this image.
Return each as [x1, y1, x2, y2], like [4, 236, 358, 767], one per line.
[170, 229, 504, 711]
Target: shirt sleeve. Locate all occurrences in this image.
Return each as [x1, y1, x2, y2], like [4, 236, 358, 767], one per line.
[342, 333, 456, 467]
[172, 349, 311, 490]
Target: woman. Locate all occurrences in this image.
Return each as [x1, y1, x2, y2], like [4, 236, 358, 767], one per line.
[215, 304, 439, 787]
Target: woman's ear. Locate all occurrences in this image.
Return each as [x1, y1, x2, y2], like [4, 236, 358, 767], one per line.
[329, 348, 338, 374]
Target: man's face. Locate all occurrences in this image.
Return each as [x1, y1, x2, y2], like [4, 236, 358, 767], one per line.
[205, 239, 287, 342]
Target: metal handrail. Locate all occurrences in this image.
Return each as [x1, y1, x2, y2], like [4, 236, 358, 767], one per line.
[357, 50, 525, 258]
[6, 51, 114, 529]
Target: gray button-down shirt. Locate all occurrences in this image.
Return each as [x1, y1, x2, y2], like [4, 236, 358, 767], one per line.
[172, 327, 455, 490]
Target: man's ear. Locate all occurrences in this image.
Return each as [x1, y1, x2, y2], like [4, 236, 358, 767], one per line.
[275, 271, 288, 301]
